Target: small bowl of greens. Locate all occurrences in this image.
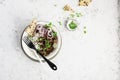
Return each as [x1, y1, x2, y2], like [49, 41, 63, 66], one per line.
[66, 19, 78, 31]
[21, 20, 62, 61]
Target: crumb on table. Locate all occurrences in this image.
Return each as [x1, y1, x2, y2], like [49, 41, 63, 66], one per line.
[78, 0, 92, 6]
[63, 4, 74, 12]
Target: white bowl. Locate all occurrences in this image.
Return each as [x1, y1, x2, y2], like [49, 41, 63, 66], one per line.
[21, 21, 62, 61]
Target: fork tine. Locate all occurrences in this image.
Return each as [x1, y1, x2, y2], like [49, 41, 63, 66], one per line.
[22, 37, 27, 43]
[23, 36, 30, 45]
[23, 36, 35, 49]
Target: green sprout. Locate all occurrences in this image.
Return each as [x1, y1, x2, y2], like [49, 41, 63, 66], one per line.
[84, 26, 87, 34]
[76, 13, 83, 17]
[53, 32, 57, 37]
[54, 4, 57, 7]
[70, 14, 75, 18]
[45, 22, 53, 28]
[58, 21, 62, 26]
[84, 30, 87, 34]
[45, 40, 51, 49]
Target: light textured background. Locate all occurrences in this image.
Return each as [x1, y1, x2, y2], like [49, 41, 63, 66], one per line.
[0, 0, 119, 80]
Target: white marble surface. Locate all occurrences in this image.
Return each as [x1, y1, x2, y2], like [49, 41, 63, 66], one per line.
[0, 0, 119, 80]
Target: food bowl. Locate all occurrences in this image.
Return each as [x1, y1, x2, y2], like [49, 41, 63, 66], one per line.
[21, 21, 62, 61]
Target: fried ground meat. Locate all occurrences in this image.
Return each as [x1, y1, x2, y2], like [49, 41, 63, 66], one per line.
[32, 24, 58, 56]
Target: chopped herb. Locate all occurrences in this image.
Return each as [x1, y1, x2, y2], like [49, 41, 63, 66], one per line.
[39, 38, 43, 41]
[36, 44, 41, 51]
[84, 30, 87, 34]
[54, 4, 57, 7]
[76, 13, 82, 17]
[43, 48, 47, 51]
[28, 35, 33, 41]
[84, 26, 86, 29]
[45, 22, 53, 28]
[84, 26, 87, 34]
[45, 40, 51, 48]
[69, 21, 77, 29]
[70, 14, 75, 18]
[37, 37, 44, 42]
[53, 32, 57, 37]
[58, 21, 62, 26]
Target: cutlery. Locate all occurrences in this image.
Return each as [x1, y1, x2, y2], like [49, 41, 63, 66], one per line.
[23, 36, 57, 70]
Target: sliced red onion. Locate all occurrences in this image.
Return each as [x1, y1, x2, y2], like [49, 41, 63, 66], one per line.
[47, 28, 53, 39]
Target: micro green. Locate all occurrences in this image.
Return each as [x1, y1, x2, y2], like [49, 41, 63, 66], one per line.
[45, 40, 51, 49]
[53, 32, 57, 37]
[76, 12, 82, 17]
[70, 14, 75, 18]
[45, 22, 53, 28]
[58, 21, 62, 26]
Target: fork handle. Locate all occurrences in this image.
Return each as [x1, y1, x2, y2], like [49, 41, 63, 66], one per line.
[36, 50, 57, 70]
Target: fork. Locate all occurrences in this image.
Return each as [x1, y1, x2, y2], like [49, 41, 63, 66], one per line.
[23, 36, 57, 70]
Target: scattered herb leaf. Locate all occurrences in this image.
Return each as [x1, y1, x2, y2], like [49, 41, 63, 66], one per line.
[84, 26, 87, 34]
[84, 26, 86, 29]
[76, 13, 82, 17]
[54, 4, 57, 7]
[58, 21, 62, 26]
[70, 14, 75, 18]
[84, 30, 87, 34]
